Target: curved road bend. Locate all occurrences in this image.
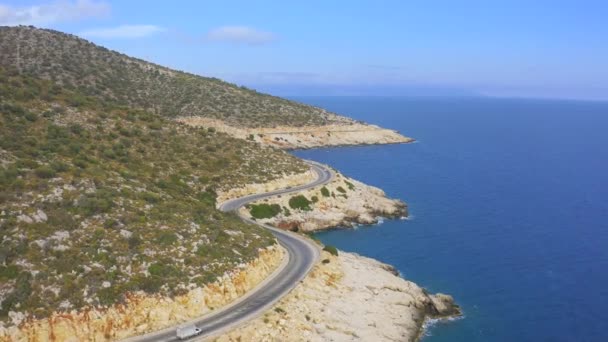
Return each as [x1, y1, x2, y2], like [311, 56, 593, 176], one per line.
[125, 160, 333, 342]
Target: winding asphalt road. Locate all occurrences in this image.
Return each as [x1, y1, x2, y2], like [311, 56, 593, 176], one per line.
[126, 160, 332, 342]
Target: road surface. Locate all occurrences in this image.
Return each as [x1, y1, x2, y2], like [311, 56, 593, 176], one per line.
[126, 160, 332, 341]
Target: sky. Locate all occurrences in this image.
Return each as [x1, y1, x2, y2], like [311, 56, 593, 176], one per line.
[1, 0, 607, 100]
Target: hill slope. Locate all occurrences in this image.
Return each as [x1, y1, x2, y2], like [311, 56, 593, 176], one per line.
[0, 66, 308, 326]
[0, 26, 351, 128]
[0, 25, 412, 338]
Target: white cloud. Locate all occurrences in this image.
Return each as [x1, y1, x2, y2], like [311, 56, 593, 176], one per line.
[0, 0, 109, 26]
[205, 26, 276, 45]
[79, 24, 165, 39]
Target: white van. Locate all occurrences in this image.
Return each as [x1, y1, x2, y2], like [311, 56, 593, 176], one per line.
[176, 324, 202, 340]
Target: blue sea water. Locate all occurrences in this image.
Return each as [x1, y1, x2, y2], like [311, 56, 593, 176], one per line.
[290, 96, 608, 342]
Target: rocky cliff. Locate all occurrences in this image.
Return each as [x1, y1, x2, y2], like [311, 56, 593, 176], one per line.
[217, 250, 461, 342]
[242, 172, 407, 232]
[177, 117, 413, 149]
[0, 246, 284, 341]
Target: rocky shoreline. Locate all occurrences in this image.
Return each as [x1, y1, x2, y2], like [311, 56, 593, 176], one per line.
[217, 250, 460, 342]
[240, 171, 407, 232]
[177, 117, 414, 150]
[215, 163, 460, 341]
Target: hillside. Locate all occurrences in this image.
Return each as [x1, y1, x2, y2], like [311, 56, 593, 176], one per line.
[0, 25, 414, 339]
[0, 66, 308, 326]
[0, 26, 351, 128]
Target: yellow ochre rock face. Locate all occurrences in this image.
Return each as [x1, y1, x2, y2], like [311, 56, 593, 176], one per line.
[0, 246, 284, 342]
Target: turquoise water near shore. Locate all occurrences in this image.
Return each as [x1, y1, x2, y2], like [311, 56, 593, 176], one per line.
[291, 96, 608, 342]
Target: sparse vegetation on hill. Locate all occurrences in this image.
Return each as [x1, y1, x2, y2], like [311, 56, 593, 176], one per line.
[0, 26, 353, 128]
[0, 65, 308, 322]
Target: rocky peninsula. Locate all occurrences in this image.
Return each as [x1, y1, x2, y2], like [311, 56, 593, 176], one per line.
[214, 164, 460, 341]
[224, 170, 407, 232]
[177, 117, 413, 150]
[217, 250, 460, 342]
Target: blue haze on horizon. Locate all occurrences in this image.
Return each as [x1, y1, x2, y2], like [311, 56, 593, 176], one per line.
[1, 0, 607, 101]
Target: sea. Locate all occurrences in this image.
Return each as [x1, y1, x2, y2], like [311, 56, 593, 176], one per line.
[290, 96, 608, 342]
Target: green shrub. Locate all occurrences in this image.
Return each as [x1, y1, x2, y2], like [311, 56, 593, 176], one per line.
[51, 161, 69, 173]
[42, 110, 55, 118]
[24, 112, 38, 122]
[97, 287, 119, 306]
[92, 228, 105, 240]
[73, 158, 87, 169]
[103, 219, 118, 229]
[128, 235, 142, 249]
[249, 203, 282, 219]
[336, 186, 347, 193]
[156, 232, 178, 245]
[102, 149, 116, 159]
[0, 272, 32, 317]
[0, 265, 19, 280]
[197, 190, 216, 206]
[148, 121, 162, 130]
[311, 195, 319, 203]
[323, 245, 339, 256]
[69, 124, 84, 136]
[345, 181, 355, 190]
[34, 165, 56, 178]
[289, 195, 312, 211]
[1, 103, 26, 116]
[80, 191, 114, 215]
[148, 262, 179, 277]
[320, 186, 330, 197]
[139, 276, 163, 293]
[0, 168, 18, 187]
[141, 191, 161, 203]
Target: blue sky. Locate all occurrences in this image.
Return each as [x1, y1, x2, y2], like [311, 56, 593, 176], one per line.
[1, 0, 607, 100]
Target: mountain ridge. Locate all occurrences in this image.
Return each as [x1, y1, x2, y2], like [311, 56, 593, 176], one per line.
[0, 25, 354, 128]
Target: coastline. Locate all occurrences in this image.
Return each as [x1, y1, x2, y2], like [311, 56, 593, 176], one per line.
[283, 138, 416, 151]
[238, 170, 407, 232]
[0, 142, 455, 342]
[0, 151, 458, 341]
[177, 117, 414, 150]
[215, 158, 460, 341]
[217, 250, 460, 342]
[418, 314, 465, 341]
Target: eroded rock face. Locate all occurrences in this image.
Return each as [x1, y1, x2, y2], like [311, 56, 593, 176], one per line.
[243, 172, 407, 232]
[217, 251, 461, 342]
[177, 117, 414, 150]
[0, 246, 284, 341]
